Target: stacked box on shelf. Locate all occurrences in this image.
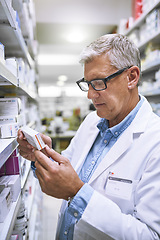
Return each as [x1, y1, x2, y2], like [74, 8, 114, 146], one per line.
[0, 187, 12, 222]
[0, 149, 20, 176]
[141, 42, 160, 70]
[133, 0, 143, 20]
[0, 175, 21, 202]
[142, 0, 159, 13]
[146, 8, 160, 36]
[13, 0, 35, 41]
[0, 98, 21, 138]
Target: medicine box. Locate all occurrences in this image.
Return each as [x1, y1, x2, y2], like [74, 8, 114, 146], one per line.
[0, 175, 21, 202]
[0, 155, 20, 176]
[5, 156, 20, 175]
[0, 123, 19, 138]
[0, 187, 12, 222]
[21, 126, 45, 150]
[0, 98, 21, 116]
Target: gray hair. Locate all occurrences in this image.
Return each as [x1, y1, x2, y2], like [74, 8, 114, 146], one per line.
[79, 34, 141, 73]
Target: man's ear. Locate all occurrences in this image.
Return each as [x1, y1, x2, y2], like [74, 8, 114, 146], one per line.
[127, 66, 140, 89]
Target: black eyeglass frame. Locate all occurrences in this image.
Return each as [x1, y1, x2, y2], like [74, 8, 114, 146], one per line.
[76, 66, 132, 92]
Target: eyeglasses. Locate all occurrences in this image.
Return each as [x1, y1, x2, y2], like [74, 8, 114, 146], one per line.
[76, 66, 131, 92]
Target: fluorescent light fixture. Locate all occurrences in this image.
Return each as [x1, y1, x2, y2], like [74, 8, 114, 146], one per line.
[38, 86, 61, 97]
[38, 54, 79, 65]
[58, 75, 68, 81]
[67, 30, 85, 43]
[57, 81, 65, 87]
[64, 86, 87, 97]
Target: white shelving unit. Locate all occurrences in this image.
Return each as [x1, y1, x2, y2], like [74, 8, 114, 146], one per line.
[125, 0, 160, 36]
[124, 0, 160, 103]
[0, 60, 38, 99]
[0, 194, 21, 240]
[0, 0, 33, 67]
[0, 0, 40, 239]
[0, 138, 18, 168]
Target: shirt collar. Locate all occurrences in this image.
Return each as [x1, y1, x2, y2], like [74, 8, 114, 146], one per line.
[97, 96, 144, 138]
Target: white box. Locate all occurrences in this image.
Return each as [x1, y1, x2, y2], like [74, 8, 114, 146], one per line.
[0, 175, 21, 202]
[0, 187, 12, 222]
[0, 116, 18, 125]
[0, 123, 19, 138]
[0, 98, 21, 116]
[21, 126, 45, 150]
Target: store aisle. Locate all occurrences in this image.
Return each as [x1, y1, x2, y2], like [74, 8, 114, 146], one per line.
[41, 193, 62, 240]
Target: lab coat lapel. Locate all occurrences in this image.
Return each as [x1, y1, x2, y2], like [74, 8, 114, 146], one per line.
[89, 126, 134, 184]
[88, 97, 152, 184]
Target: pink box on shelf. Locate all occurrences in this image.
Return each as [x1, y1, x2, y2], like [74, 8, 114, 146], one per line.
[5, 156, 20, 175]
[10, 149, 18, 157]
[0, 165, 5, 177]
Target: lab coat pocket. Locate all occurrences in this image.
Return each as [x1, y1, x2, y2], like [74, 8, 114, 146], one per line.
[104, 175, 139, 213]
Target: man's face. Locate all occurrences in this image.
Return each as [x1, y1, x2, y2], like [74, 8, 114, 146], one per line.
[84, 54, 133, 127]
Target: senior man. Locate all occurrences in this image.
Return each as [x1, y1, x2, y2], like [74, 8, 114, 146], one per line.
[18, 34, 160, 240]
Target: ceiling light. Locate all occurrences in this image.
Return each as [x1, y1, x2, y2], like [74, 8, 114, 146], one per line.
[57, 81, 65, 87]
[38, 86, 61, 97]
[58, 75, 68, 81]
[67, 30, 85, 43]
[38, 54, 79, 65]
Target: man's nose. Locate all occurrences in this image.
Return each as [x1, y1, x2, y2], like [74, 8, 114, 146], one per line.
[87, 84, 99, 99]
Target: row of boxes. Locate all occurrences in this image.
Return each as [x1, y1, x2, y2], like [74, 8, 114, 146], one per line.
[127, 8, 160, 45]
[0, 95, 41, 139]
[118, 0, 160, 34]
[0, 98, 20, 138]
[139, 68, 160, 93]
[0, 175, 21, 222]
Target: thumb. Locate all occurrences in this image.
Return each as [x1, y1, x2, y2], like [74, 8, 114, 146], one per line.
[44, 145, 65, 164]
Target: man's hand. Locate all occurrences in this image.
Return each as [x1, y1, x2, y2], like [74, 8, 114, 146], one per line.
[17, 129, 52, 161]
[34, 146, 84, 200]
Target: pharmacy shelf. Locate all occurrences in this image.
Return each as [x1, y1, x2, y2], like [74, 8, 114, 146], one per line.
[0, 60, 38, 99]
[0, 60, 17, 86]
[28, 200, 38, 240]
[125, 0, 160, 35]
[0, 138, 18, 169]
[142, 59, 160, 74]
[25, 175, 37, 218]
[138, 29, 160, 52]
[0, 193, 21, 240]
[0, 0, 33, 67]
[21, 160, 31, 189]
[0, 0, 17, 29]
[140, 89, 160, 97]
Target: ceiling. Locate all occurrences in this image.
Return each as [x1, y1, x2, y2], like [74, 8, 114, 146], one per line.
[34, 0, 132, 91]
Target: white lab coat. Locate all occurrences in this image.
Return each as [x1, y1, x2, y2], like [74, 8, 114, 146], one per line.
[56, 96, 160, 240]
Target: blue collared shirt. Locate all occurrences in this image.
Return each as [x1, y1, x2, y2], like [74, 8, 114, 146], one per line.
[56, 97, 144, 240]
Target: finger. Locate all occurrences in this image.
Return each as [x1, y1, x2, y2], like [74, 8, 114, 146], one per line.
[34, 150, 55, 170]
[44, 146, 67, 164]
[40, 133, 52, 148]
[18, 144, 34, 153]
[17, 129, 25, 140]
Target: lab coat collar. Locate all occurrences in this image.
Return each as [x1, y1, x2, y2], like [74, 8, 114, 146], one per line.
[88, 96, 152, 184]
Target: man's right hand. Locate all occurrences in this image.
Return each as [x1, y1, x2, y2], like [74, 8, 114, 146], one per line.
[17, 129, 52, 161]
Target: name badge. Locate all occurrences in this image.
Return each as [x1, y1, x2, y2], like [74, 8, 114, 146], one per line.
[105, 176, 133, 200]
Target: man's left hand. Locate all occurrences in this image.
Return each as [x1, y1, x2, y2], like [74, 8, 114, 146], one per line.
[34, 146, 84, 200]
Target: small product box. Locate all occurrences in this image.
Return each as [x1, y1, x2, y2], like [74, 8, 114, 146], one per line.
[0, 42, 5, 64]
[0, 123, 19, 138]
[0, 116, 18, 125]
[0, 175, 21, 202]
[5, 156, 20, 175]
[0, 187, 12, 222]
[21, 126, 45, 150]
[5, 57, 18, 77]
[0, 98, 21, 116]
